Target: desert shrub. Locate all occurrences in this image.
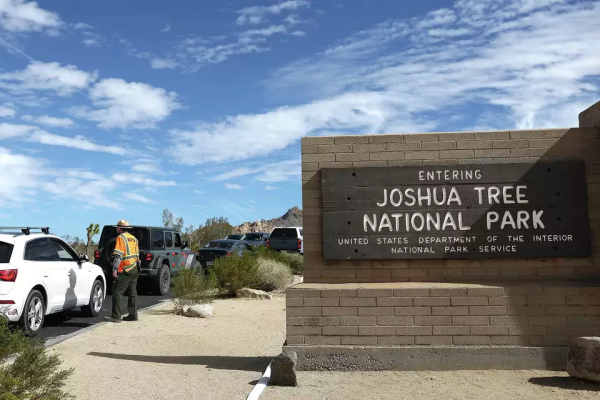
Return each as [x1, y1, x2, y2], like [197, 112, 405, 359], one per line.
[172, 267, 217, 313]
[278, 252, 304, 275]
[256, 258, 293, 292]
[0, 316, 74, 400]
[211, 252, 259, 296]
[251, 247, 304, 275]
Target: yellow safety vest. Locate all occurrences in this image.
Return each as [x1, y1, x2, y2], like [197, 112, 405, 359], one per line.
[113, 232, 139, 273]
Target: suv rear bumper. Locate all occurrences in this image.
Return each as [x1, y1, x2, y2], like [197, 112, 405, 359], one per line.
[0, 296, 23, 322]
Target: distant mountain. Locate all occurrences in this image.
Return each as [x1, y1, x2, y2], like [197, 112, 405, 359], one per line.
[233, 206, 302, 234]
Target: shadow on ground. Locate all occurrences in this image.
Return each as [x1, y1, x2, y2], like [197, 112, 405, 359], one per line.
[88, 352, 271, 372]
[529, 377, 600, 391]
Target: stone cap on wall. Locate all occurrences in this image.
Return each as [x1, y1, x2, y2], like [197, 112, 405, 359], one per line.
[580, 100, 600, 128]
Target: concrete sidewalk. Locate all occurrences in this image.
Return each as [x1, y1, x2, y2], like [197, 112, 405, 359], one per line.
[50, 297, 286, 400]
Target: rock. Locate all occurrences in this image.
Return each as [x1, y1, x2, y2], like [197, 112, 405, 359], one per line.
[236, 288, 272, 300]
[232, 207, 303, 234]
[567, 337, 600, 382]
[182, 304, 214, 318]
[270, 351, 298, 386]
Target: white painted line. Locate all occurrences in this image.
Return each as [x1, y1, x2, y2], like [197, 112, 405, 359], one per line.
[247, 361, 272, 400]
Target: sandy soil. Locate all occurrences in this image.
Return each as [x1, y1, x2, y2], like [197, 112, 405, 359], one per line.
[51, 296, 286, 400]
[263, 370, 600, 400]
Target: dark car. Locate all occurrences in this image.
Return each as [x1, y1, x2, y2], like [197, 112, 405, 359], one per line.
[241, 232, 270, 247]
[225, 234, 244, 240]
[95, 225, 188, 295]
[197, 239, 253, 270]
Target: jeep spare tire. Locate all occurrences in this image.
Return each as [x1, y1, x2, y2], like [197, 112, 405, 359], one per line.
[104, 237, 117, 264]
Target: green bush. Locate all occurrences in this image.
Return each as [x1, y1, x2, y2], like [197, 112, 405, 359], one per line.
[256, 258, 293, 292]
[0, 316, 73, 400]
[211, 252, 259, 296]
[278, 252, 304, 275]
[251, 246, 304, 275]
[172, 267, 217, 313]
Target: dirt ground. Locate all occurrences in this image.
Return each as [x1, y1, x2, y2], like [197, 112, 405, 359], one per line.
[50, 295, 600, 400]
[263, 370, 600, 400]
[51, 296, 286, 400]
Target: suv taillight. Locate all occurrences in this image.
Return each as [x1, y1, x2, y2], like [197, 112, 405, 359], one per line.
[266, 239, 270, 248]
[0, 269, 18, 282]
[298, 239, 302, 249]
[94, 250, 101, 259]
[145, 253, 154, 261]
[226, 252, 231, 256]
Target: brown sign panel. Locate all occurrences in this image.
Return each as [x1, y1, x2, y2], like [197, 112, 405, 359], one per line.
[321, 161, 591, 260]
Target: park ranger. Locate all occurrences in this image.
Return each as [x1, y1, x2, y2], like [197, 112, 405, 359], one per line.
[104, 220, 140, 323]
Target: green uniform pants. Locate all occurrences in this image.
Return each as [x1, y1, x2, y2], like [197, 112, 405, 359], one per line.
[111, 266, 139, 319]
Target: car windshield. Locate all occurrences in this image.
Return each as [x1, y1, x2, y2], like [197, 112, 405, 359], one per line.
[226, 234, 243, 240]
[242, 233, 263, 241]
[270, 228, 298, 238]
[206, 241, 234, 249]
[0, 242, 13, 263]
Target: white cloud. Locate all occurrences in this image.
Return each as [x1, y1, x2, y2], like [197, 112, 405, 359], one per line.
[428, 27, 471, 37]
[172, 0, 600, 163]
[0, 103, 16, 117]
[123, 192, 155, 204]
[265, 185, 278, 190]
[29, 131, 126, 155]
[71, 22, 93, 30]
[240, 24, 288, 38]
[69, 78, 181, 129]
[111, 173, 176, 187]
[0, 147, 121, 209]
[0, 0, 63, 33]
[21, 114, 74, 127]
[225, 183, 243, 190]
[161, 23, 171, 33]
[132, 163, 159, 173]
[150, 57, 179, 69]
[82, 38, 100, 47]
[0, 61, 98, 96]
[194, 190, 204, 194]
[209, 159, 301, 183]
[0, 122, 125, 155]
[236, 0, 310, 25]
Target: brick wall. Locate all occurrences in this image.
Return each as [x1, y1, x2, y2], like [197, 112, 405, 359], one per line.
[301, 128, 600, 283]
[287, 283, 600, 347]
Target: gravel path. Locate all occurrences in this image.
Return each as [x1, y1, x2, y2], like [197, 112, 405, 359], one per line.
[263, 370, 600, 400]
[50, 296, 286, 400]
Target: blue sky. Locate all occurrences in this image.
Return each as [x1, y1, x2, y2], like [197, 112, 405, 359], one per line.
[0, 0, 598, 239]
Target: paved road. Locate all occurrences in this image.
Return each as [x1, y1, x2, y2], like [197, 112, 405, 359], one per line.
[39, 290, 173, 342]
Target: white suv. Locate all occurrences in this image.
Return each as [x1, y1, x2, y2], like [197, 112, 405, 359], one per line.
[0, 227, 106, 336]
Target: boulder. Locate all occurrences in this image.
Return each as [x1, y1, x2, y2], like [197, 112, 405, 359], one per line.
[236, 288, 272, 300]
[567, 337, 600, 382]
[182, 304, 214, 318]
[270, 351, 298, 386]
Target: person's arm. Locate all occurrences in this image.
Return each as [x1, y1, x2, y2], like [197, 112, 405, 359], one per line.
[112, 236, 125, 277]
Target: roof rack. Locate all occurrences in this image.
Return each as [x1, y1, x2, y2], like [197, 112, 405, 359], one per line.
[0, 227, 50, 235]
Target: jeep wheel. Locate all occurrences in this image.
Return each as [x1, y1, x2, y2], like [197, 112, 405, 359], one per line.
[82, 280, 104, 317]
[21, 290, 45, 336]
[154, 264, 170, 295]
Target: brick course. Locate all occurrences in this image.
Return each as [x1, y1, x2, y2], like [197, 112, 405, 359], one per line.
[285, 283, 600, 347]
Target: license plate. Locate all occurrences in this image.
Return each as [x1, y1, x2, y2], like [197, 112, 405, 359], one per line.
[206, 261, 214, 266]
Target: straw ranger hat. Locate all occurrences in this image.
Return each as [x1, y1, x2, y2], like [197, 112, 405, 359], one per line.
[116, 220, 133, 229]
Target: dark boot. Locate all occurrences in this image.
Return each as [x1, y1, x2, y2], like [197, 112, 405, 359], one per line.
[104, 316, 121, 323]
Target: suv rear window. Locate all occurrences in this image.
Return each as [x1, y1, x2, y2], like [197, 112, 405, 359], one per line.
[270, 228, 298, 238]
[99, 226, 149, 249]
[0, 242, 13, 263]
